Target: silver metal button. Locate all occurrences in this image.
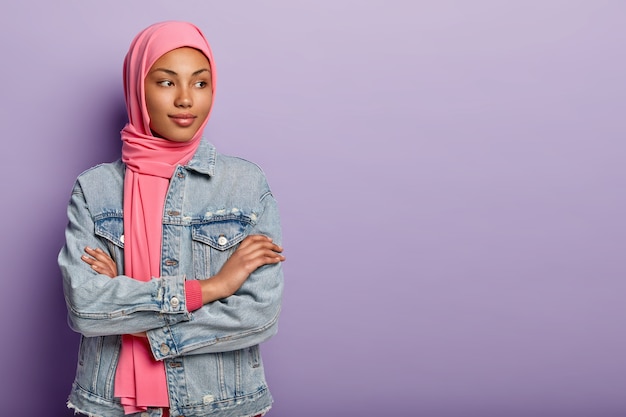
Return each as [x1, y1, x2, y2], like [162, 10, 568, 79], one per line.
[160, 344, 170, 355]
[217, 236, 228, 246]
[120, 234, 124, 244]
[170, 297, 180, 308]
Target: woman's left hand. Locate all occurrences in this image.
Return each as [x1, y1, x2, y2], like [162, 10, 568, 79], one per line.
[81, 247, 117, 278]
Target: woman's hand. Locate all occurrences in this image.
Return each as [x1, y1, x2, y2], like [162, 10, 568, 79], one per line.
[200, 235, 285, 304]
[81, 247, 117, 278]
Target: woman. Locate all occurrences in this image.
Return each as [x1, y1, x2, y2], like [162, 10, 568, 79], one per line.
[59, 21, 285, 417]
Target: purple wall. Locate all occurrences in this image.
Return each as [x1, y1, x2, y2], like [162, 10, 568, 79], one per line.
[1, 1, 624, 416]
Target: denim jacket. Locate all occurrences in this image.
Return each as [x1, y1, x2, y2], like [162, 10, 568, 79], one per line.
[58, 139, 283, 417]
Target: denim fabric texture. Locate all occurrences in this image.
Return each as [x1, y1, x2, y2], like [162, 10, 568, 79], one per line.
[58, 139, 283, 417]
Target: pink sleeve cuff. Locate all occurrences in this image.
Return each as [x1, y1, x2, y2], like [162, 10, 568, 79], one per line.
[184, 280, 203, 312]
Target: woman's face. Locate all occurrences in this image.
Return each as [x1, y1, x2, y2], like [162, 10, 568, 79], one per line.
[145, 47, 213, 142]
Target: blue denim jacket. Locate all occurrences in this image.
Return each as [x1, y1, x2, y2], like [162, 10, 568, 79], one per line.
[58, 139, 283, 417]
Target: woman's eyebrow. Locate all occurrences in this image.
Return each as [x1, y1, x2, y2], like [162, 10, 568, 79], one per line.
[150, 68, 211, 76]
[192, 68, 211, 76]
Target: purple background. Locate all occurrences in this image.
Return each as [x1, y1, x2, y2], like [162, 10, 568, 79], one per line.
[1, 1, 625, 416]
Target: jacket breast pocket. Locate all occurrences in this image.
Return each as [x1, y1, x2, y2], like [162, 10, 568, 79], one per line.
[93, 213, 124, 275]
[191, 212, 256, 278]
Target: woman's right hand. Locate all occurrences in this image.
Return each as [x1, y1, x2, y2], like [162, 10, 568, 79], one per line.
[200, 234, 285, 304]
[81, 246, 117, 278]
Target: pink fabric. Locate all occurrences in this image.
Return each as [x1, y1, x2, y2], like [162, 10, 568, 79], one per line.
[184, 280, 204, 312]
[116, 21, 216, 414]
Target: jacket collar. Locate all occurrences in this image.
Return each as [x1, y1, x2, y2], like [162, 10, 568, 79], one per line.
[184, 138, 216, 176]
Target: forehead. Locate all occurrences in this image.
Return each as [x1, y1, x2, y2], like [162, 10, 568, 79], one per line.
[149, 47, 211, 72]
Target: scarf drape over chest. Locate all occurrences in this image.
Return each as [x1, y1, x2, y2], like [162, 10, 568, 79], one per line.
[116, 21, 216, 414]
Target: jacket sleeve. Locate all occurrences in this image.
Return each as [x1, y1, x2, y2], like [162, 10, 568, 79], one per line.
[58, 180, 193, 338]
[146, 189, 284, 360]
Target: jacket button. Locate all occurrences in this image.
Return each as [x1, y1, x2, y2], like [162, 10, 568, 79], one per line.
[170, 297, 180, 308]
[160, 344, 170, 355]
[120, 234, 124, 244]
[217, 236, 228, 246]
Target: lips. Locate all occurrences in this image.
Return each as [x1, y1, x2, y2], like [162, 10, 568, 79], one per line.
[169, 113, 197, 127]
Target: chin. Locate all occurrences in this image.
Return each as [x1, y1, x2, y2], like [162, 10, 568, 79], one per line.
[151, 128, 198, 143]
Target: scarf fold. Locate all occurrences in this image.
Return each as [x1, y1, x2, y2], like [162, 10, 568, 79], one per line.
[116, 21, 215, 414]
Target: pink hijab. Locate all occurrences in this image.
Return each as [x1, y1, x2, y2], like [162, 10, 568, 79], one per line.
[117, 21, 215, 414]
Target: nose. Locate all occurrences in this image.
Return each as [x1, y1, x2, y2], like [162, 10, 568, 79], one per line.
[175, 87, 192, 108]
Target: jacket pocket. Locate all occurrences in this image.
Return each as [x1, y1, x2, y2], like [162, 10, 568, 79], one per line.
[94, 212, 124, 247]
[191, 210, 256, 278]
[75, 335, 121, 399]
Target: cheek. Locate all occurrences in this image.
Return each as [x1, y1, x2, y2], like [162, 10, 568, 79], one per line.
[145, 87, 167, 116]
[144, 95, 157, 120]
[200, 93, 214, 115]
[144, 95, 166, 134]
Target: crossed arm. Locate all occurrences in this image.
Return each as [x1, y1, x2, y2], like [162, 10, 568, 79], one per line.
[82, 234, 285, 304]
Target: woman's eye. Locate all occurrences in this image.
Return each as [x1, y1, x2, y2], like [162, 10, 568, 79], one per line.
[195, 81, 207, 88]
[158, 80, 174, 87]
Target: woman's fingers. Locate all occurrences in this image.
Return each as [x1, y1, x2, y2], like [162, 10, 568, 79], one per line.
[82, 247, 117, 278]
[237, 234, 274, 250]
[203, 235, 285, 301]
[84, 246, 110, 260]
[233, 236, 284, 271]
[238, 249, 283, 273]
[237, 235, 283, 256]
